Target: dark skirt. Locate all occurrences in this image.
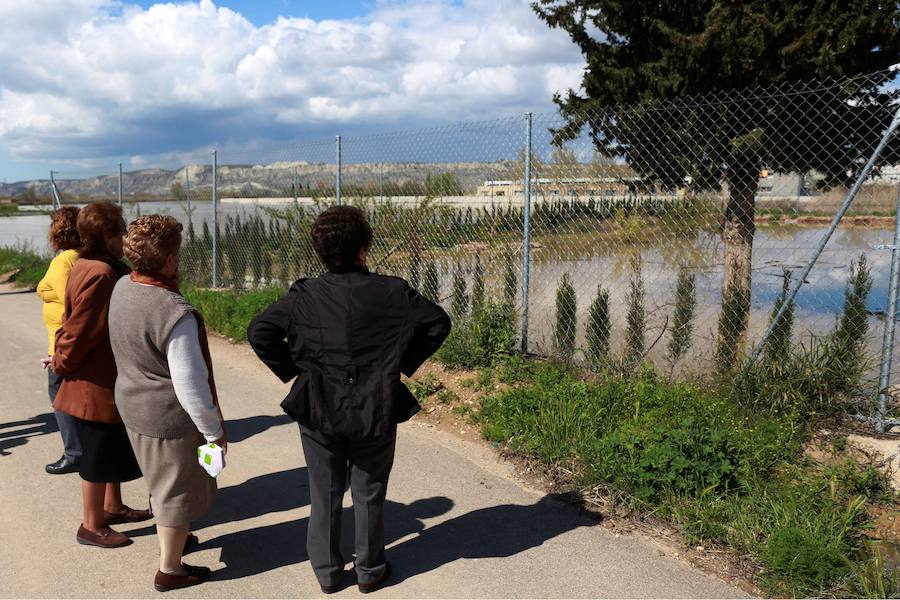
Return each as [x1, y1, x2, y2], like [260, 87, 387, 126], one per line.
[72, 418, 142, 483]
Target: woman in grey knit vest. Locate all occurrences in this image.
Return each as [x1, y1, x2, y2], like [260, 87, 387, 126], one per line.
[109, 215, 227, 593]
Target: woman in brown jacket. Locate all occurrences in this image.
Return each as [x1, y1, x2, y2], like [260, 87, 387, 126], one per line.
[51, 202, 151, 548]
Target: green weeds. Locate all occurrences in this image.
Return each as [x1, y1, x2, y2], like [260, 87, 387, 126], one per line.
[183, 287, 284, 341]
[0, 245, 51, 288]
[475, 362, 895, 597]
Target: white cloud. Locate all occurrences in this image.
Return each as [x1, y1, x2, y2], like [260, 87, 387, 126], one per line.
[0, 0, 585, 166]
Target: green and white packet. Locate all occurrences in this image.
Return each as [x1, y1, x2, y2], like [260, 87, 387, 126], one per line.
[197, 443, 225, 477]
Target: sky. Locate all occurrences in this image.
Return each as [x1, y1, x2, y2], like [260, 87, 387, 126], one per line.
[0, 0, 586, 183]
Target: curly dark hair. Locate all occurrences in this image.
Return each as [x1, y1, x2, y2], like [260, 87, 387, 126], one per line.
[77, 202, 125, 259]
[124, 215, 183, 274]
[48, 206, 81, 251]
[311, 206, 373, 273]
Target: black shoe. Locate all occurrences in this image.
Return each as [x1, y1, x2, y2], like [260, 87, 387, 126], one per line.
[46, 456, 79, 474]
[358, 563, 392, 594]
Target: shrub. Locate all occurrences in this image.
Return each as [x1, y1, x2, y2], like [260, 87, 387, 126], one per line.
[736, 260, 875, 417]
[408, 373, 442, 401]
[436, 301, 516, 370]
[554, 274, 577, 361]
[586, 286, 610, 369]
[666, 267, 696, 373]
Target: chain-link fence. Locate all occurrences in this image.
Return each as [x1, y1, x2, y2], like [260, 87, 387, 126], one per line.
[26, 68, 900, 430]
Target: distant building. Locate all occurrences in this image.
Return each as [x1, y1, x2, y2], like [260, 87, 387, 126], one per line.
[870, 164, 900, 185]
[757, 170, 808, 196]
[476, 176, 646, 198]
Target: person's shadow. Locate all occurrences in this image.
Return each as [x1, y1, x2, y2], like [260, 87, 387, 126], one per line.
[383, 493, 599, 586]
[123, 466, 311, 540]
[192, 489, 595, 585]
[0, 413, 57, 457]
[198, 494, 455, 581]
[226, 414, 293, 444]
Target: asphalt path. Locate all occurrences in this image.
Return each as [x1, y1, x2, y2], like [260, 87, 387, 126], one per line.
[0, 287, 748, 598]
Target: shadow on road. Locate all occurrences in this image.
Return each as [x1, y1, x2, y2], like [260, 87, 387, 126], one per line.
[226, 414, 293, 444]
[190, 488, 594, 584]
[124, 466, 311, 539]
[0, 413, 57, 456]
[383, 493, 599, 588]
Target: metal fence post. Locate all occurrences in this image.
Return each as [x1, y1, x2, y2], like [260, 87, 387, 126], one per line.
[875, 185, 900, 433]
[335, 135, 342, 206]
[520, 112, 533, 353]
[49, 170, 60, 210]
[745, 104, 900, 369]
[117, 163, 123, 207]
[184, 169, 192, 219]
[212, 150, 219, 288]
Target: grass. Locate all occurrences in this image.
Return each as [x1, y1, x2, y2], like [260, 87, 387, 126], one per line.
[0, 246, 51, 288]
[182, 287, 285, 341]
[472, 358, 897, 597]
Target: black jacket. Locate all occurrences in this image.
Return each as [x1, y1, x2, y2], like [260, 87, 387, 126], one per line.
[247, 267, 451, 440]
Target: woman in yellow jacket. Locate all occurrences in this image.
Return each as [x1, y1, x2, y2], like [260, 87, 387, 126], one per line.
[37, 206, 83, 475]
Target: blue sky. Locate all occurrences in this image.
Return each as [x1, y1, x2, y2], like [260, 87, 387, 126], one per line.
[130, 0, 376, 24]
[0, 1, 584, 183]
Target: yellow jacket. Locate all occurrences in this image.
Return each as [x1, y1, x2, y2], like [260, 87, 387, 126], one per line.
[36, 249, 78, 355]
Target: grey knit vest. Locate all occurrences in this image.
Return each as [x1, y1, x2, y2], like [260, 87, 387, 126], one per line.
[109, 276, 198, 438]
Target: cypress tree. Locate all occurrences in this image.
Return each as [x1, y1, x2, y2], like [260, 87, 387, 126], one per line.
[667, 267, 697, 372]
[451, 265, 468, 321]
[624, 255, 646, 371]
[471, 255, 485, 316]
[554, 274, 577, 361]
[586, 285, 610, 369]
[422, 261, 439, 303]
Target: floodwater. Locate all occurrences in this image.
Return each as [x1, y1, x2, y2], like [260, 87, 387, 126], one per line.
[3, 201, 898, 376]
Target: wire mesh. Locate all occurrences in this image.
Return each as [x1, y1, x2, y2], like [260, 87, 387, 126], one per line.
[31, 69, 900, 421]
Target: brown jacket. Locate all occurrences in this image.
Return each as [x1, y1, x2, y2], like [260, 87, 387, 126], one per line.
[52, 257, 128, 424]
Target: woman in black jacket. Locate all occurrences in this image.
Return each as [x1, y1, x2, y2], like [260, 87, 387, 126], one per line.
[248, 206, 451, 594]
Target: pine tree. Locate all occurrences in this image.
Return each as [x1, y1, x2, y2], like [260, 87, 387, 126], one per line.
[533, 0, 899, 366]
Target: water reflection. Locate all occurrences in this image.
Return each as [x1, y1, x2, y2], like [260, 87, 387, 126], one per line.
[2, 205, 896, 373]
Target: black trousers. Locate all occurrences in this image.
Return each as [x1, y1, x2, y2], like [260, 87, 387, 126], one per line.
[300, 424, 396, 587]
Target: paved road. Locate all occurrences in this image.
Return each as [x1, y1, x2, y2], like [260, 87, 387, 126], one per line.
[0, 287, 748, 598]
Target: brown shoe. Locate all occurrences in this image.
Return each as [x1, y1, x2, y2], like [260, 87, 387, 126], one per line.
[76, 524, 132, 548]
[154, 564, 212, 592]
[104, 505, 152, 525]
[358, 562, 392, 594]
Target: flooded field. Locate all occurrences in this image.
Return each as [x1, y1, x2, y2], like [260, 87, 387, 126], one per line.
[3, 201, 898, 381]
